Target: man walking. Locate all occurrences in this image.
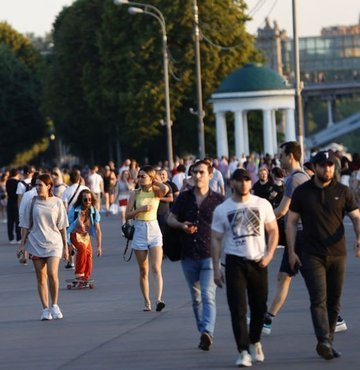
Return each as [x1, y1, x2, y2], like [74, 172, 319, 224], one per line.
[287, 150, 360, 360]
[262, 141, 310, 334]
[211, 168, 278, 367]
[168, 160, 224, 351]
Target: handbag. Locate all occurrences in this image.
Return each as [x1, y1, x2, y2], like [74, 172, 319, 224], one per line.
[122, 221, 135, 241]
[162, 223, 183, 262]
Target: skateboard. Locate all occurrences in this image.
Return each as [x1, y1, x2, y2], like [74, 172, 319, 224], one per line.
[66, 278, 95, 290]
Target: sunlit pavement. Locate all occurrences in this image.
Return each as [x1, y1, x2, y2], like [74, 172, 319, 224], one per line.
[0, 214, 359, 369]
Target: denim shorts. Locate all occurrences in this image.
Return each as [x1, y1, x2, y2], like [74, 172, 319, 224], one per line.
[132, 220, 163, 250]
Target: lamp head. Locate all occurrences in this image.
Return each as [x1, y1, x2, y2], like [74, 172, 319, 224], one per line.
[113, 0, 129, 5]
[128, 6, 144, 15]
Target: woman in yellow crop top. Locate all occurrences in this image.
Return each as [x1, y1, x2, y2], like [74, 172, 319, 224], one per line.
[126, 165, 168, 312]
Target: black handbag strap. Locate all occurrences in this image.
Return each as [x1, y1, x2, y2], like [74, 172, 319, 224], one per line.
[123, 239, 133, 262]
[68, 182, 81, 207]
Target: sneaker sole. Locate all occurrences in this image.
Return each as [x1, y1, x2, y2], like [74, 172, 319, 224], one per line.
[335, 323, 347, 332]
[316, 343, 334, 360]
[262, 327, 271, 335]
[199, 333, 212, 351]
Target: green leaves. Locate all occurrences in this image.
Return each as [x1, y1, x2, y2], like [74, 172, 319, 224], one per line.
[43, 0, 259, 163]
[0, 24, 46, 166]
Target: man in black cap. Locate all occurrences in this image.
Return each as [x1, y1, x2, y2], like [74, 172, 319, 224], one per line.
[211, 168, 278, 367]
[287, 150, 360, 360]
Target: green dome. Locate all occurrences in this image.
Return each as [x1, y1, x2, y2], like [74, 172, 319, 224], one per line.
[216, 63, 288, 93]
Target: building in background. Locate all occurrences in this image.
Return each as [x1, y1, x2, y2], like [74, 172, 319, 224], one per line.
[256, 17, 360, 85]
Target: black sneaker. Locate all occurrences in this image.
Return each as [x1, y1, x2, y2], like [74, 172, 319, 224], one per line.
[65, 262, 75, 270]
[316, 342, 334, 360]
[198, 332, 212, 351]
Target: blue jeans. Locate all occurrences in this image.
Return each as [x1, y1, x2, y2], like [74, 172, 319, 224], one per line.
[181, 257, 217, 337]
[301, 253, 346, 344]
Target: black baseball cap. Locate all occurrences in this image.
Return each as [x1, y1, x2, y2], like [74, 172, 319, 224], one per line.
[312, 150, 336, 166]
[232, 168, 251, 181]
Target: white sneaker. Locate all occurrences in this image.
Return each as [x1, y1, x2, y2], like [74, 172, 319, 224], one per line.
[262, 322, 272, 335]
[335, 316, 347, 333]
[9, 240, 17, 245]
[51, 304, 63, 319]
[40, 308, 53, 321]
[235, 350, 252, 367]
[249, 342, 265, 362]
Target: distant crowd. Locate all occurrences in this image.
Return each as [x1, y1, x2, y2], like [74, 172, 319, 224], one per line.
[1, 149, 360, 226]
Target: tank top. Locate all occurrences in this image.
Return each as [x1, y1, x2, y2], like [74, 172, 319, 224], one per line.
[135, 189, 160, 221]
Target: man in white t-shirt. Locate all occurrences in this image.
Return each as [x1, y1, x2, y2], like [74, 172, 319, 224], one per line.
[86, 165, 104, 210]
[211, 168, 278, 367]
[16, 165, 34, 207]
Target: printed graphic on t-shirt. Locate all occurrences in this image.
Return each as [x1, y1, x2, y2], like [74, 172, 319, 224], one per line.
[228, 208, 261, 241]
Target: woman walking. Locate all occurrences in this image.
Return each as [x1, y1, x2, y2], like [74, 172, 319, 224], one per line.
[18, 174, 69, 320]
[126, 165, 168, 312]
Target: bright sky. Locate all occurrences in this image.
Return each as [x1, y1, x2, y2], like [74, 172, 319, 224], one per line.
[0, 0, 359, 37]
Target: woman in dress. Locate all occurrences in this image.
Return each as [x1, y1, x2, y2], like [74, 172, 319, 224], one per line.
[126, 165, 168, 312]
[116, 170, 135, 226]
[103, 165, 117, 215]
[18, 173, 69, 320]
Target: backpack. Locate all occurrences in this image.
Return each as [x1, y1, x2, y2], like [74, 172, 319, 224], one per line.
[21, 180, 32, 192]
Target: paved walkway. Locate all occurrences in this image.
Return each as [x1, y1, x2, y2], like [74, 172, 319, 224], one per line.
[0, 216, 359, 369]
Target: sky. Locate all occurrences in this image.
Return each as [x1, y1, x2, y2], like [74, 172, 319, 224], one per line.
[0, 0, 359, 37]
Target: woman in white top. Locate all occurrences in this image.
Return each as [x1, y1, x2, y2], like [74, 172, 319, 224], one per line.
[116, 169, 135, 225]
[19, 173, 69, 321]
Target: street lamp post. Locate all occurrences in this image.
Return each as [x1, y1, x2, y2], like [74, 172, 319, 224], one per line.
[114, 0, 174, 170]
[292, 0, 305, 161]
[191, 0, 206, 159]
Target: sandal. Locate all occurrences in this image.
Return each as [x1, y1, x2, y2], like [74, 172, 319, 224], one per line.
[143, 303, 151, 312]
[156, 301, 166, 312]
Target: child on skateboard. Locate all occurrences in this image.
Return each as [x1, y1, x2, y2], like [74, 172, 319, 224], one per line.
[67, 189, 102, 283]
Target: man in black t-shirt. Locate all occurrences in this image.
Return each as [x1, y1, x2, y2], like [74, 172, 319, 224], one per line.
[287, 150, 360, 360]
[252, 167, 273, 201]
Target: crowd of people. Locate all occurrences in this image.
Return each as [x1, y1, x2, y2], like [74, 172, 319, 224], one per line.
[0, 144, 359, 367]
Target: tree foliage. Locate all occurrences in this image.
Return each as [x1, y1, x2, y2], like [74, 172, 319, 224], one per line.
[0, 23, 47, 166]
[43, 0, 260, 164]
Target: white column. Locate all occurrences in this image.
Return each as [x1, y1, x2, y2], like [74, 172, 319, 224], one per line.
[285, 108, 296, 141]
[215, 111, 229, 158]
[271, 109, 278, 154]
[263, 109, 273, 155]
[234, 111, 245, 159]
[242, 111, 250, 155]
[327, 98, 334, 127]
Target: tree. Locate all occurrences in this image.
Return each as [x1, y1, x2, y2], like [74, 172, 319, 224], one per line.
[44, 0, 260, 164]
[0, 23, 46, 166]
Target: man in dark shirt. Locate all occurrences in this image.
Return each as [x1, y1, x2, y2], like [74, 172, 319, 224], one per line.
[287, 150, 360, 360]
[252, 167, 273, 201]
[168, 160, 224, 351]
[6, 168, 21, 244]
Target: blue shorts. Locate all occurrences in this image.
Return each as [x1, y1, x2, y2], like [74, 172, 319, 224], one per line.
[132, 220, 162, 250]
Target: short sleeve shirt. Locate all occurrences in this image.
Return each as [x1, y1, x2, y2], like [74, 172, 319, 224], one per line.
[171, 188, 224, 259]
[290, 178, 358, 256]
[20, 197, 69, 258]
[212, 195, 276, 260]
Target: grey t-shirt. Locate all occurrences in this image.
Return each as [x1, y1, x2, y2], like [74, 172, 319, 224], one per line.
[284, 169, 310, 229]
[20, 197, 69, 258]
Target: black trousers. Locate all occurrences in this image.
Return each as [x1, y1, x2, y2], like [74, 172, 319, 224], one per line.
[225, 254, 268, 352]
[7, 205, 21, 241]
[301, 253, 345, 344]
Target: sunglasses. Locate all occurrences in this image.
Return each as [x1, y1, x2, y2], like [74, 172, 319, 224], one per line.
[82, 198, 92, 202]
